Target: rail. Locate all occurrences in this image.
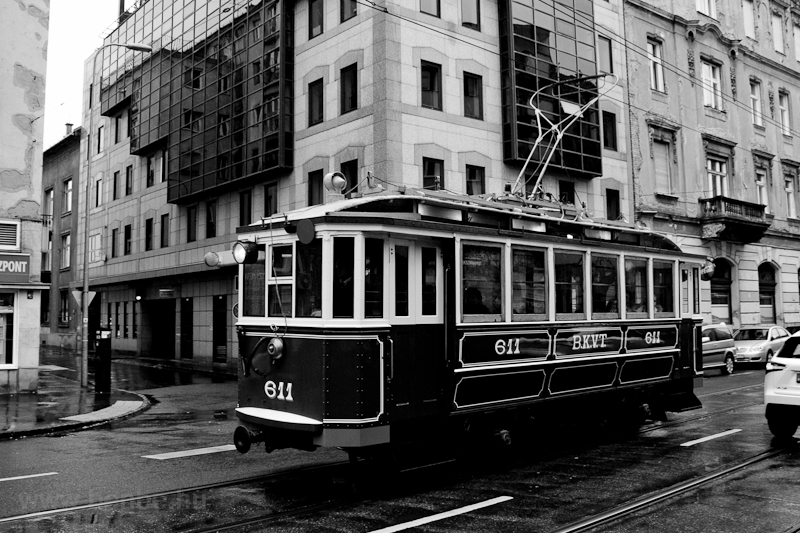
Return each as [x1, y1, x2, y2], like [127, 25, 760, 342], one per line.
[698, 195, 766, 220]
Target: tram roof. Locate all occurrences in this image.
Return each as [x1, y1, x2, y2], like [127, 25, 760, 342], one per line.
[240, 188, 685, 253]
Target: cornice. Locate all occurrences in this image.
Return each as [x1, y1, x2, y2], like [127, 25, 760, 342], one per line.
[625, 0, 739, 47]
[738, 48, 800, 80]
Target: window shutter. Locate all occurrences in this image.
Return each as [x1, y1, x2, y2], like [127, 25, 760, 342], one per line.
[0, 222, 19, 249]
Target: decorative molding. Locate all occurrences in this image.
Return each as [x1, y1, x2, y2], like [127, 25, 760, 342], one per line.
[703, 223, 726, 239]
[688, 49, 695, 84]
[769, 86, 775, 118]
[645, 115, 681, 163]
[730, 67, 737, 99]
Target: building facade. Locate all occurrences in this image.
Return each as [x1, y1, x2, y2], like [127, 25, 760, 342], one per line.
[0, 0, 49, 392]
[625, 0, 800, 330]
[41, 126, 82, 349]
[77, 0, 632, 365]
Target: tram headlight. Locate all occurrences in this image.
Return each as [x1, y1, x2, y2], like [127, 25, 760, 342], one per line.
[232, 241, 260, 264]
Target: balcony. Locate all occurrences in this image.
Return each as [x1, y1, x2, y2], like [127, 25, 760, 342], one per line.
[698, 196, 771, 243]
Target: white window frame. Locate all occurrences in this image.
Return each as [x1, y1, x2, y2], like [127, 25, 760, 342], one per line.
[773, 12, 785, 53]
[707, 157, 728, 197]
[89, 233, 103, 263]
[779, 91, 791, 135]
[786, 175, 798, 218]
[756, 168, 769, 214]
[647, 39, 665, 92]
[696, 0, 716, 18]
[794, 25, 800, 61]
[744, 0, 756, 38]
[750, 81, 763, 126]
[702, 61, 722, 110]
[60, 233, 71, 269]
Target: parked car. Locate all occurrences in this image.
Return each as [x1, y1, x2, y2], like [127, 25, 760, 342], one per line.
[701, 323, 736, 375]
[764, 332, 800, 438]
[734, 325, 791, 364]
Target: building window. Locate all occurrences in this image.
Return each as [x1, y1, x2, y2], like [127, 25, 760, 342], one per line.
[341, 159, 359, 194]
[113, 171, 119, 200]
[89, 234, 102, 262]
[309, 170, 323, 206]
[779, 91, 791, 135]
[111, 228, 118, 258]
[744, 0, 756, 39]
[160, 214, 169, 248]
[707, 157, 728, 197]
[756, 168, 769, 213]
[94, 177, 103, 207]
[786, 174, 797, 218]
[653, 139, 673, 194]
[182, 109, 204, 133]
[60, 234, 70, 269]
[145, 218, 153, 251]
[696, 0, 716, 18]
[125, 165, 133, 195]
[62, 179, 72, 213]
[239, 189, 252, 227]
[421, 61, 442, 110]
[462, 0, 479, 29]
[341, 0, 356, 22]
[44, 189, 53, 216]
[795, 25, 800, 61]
[421, 0, 439, 17]
[559, 180, 575, 205]
[647, 39, 665, 92]
[750, 81, 763, 126]
[123, 302, 128, 338]
[264, 183, 277, 218]
[598, 36, 613, 74]
[60, 291, 69, 324]
[186, 205, 197, 243]
[146, 155, 155, 187]
[115, 302, 120, 338]
[773, 12, 785, 53]
[97, 125, 104, 154]
[606, 189, 621, 220]
[464, 73, 483, 119]
[423, 157, 444, 190]
[206, 201, 217, 239]
[602, 111, 617, 151]
[124, 225, 132, 255]
[341, 64, 357, 115]
[308, 79, 323, 126]
[701, 61, 722, 110]
[183, 67, 202, 89]
[466, 165, 485, 195]
[309, 0, 323, 38]
[114, 115, 121, 144]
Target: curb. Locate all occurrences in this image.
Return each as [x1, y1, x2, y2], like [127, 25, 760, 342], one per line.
[0, 389, 151, 441]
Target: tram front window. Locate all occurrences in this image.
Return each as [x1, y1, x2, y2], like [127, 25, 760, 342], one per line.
[333, 237, 355, 318]
[555, 251, 584, 318]
[296, 239, 322, 317]
[462, 244, 502, 319]
[268, 245, 293, 317]
[365, 239, 384, 318]
[243, 262, 266, 317]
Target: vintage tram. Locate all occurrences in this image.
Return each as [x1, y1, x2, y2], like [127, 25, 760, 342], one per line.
[229, 186, 705, 456]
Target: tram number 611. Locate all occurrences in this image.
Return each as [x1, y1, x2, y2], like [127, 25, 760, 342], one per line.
[645, 331, 662, 345]
[495, 338, 521, 355]
[264, 380, 294, 402]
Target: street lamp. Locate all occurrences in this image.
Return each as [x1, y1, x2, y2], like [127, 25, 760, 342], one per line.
[81, 42, 152, 388]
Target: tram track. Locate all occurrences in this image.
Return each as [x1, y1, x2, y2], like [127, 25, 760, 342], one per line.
[548, 445, 794, 533]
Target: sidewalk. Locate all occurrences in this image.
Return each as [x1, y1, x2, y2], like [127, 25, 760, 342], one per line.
[0, 347, 236, 440]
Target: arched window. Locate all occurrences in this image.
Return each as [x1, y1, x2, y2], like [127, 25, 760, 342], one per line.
[710, 259, 732, 324]
[758, 263, 777, 324]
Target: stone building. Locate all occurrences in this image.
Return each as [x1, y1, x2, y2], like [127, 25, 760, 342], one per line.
[0, 0, 49, 392]
[624, 0, 800, 330]
[77, 0, 630, 365]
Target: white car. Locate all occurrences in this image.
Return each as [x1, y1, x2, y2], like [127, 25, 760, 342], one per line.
[734, 325, 790, 363]
[764, 333, 800, 438]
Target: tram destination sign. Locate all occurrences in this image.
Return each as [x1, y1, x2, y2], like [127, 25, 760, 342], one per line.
[0, 253, 30, 283]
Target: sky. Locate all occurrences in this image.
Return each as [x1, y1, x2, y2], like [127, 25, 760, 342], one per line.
[43, 0, 126, 149]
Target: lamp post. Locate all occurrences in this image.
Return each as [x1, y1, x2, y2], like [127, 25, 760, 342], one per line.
[81, 42, 152, 388]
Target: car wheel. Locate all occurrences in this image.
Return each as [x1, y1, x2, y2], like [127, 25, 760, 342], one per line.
[723, 354, 734, 375]
[768, 417, 799, 438]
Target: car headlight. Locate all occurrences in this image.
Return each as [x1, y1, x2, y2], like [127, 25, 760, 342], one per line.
[746, 343, 765, 353]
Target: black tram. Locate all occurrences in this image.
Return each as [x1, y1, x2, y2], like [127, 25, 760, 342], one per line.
[230, 188, 705, 455]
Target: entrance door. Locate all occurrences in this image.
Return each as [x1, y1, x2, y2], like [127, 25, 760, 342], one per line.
[213, 295, 227, 363]
[180, 297, 193, 359]
[151, 299, 176, 359]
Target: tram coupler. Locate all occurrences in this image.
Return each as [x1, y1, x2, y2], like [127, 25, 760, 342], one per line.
[234, 426, 265, 454]
[495, 429, 512, 446]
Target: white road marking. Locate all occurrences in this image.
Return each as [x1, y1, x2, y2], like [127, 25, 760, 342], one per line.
[680, 429, 742, 447]
[142, 444, 236, 460]
[0, 472, 58, 483]
[368, 496, 513, 533]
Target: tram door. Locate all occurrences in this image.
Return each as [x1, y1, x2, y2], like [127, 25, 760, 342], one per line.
[680, 263, 700, 317]
[680, 262, 702, 374]
[388, 239, 447, 421]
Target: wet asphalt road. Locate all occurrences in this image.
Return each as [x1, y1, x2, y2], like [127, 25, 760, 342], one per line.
[1, 366, 797, 533]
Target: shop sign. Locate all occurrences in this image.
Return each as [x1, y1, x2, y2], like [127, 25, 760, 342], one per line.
[0, 253, 30, 283]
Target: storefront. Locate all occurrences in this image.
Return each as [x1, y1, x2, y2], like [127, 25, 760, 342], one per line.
[0, 252, 46, 393]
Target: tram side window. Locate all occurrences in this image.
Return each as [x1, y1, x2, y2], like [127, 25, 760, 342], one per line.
[395, 245, 409, 316]
[295, 239, 322, 317]
[591, 254, 619, 317]
[243, 262, 266, 317]
[333, 237, 355, 318]
[421, 247, 437, 315]
[555, 251, 584, 318]
[365, 238, 384, 318]
[268, 245, 292, 317]
[653, 261, 675, 316]
[512, 247, 546, 320]
[625, 258, 648, 317]
[462, 244, 502, 320]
